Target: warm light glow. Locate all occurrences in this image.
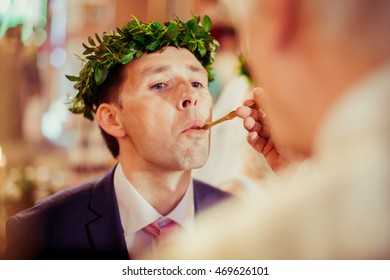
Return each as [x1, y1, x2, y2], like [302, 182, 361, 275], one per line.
[0, 145, 6, 167]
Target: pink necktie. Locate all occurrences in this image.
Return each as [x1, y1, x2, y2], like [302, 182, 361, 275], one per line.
[142, 217, 179, 244]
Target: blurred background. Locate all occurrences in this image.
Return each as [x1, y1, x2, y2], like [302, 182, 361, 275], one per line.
[0, 0, 269, 258]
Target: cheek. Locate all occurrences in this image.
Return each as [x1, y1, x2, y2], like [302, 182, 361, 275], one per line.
[196, 92, 212, 119]
[143, 106, 175, 133]
[204, 94, 213, 116]
[127, 111, 174, 152]
[122, 102, 166, 137]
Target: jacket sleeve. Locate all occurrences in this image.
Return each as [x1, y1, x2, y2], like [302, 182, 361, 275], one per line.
[5, 216, 37, 260]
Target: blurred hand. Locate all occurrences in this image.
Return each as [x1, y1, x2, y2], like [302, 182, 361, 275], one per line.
[236, 88, 289, 172]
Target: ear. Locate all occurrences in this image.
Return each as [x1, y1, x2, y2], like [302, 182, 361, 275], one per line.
[96, 103, 127, 138]
[272, 0, 300, 50]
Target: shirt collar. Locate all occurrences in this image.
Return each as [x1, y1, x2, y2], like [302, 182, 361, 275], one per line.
[114, 163, 195, 235]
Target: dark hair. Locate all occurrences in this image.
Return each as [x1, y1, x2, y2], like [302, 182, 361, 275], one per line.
[96, 64, 126, 158]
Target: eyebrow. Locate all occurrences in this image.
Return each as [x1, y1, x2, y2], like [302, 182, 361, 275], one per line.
[141, 64, 206, 76]
[187, 64, 205, 74]
[141, 65, 170, 75]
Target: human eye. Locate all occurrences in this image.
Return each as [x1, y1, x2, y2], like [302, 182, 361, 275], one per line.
[151, 82, 167, 90]
[191, 81, 204, 88]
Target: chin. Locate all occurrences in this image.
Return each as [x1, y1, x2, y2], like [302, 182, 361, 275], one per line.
[178, 149, 209, 170]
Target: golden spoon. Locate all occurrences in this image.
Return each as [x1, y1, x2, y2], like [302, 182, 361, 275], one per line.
[202, 102, 257, 130]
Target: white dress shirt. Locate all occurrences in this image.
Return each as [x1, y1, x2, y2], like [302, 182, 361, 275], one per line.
[113, 163, 195, 258]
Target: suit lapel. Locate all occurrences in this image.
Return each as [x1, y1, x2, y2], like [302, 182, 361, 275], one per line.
[86, 166, 129, 259]
[193, 179, 231, 213]
[84, 173, 228, 259]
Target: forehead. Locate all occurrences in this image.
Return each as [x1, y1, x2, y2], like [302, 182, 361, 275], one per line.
[125, 46, 207, 77]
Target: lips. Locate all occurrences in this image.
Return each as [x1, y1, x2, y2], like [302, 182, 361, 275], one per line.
[182, 120, 206, 133]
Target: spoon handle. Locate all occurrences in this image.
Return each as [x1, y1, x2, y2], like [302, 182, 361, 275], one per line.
[202, 102, 257, 130]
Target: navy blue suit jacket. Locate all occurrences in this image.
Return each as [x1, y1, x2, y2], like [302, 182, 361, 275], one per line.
[5, 167, 231, 259]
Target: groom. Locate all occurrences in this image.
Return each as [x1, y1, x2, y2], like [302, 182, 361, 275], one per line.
[5, 15, 232, 259]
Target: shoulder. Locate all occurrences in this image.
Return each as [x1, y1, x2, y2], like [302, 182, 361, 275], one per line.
[10, 179, 96, 223]
[9, 167, 115, 222]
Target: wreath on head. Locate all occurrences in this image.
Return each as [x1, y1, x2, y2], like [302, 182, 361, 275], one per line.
[66, 15, 219, 120]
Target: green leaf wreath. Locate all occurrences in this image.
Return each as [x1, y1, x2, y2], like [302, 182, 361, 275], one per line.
[66, 15, 219, 120]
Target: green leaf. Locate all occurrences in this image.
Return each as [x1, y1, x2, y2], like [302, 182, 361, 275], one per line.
[98, 42, 107, 53]
[165, 22, 179, 40]
[146, 39, 162, 51]
[206, 66, 215, 82]
[173, 37, 179, 46]
[198, 42, 206, 57]
[120, 52, 134, 64]
[189, 42, 197, 52]
[65, 75, 80, 82]
[83, 48, 94, 55]
[151, 22, 162, 30]
[135, 50, 143, 58]
[195, 26, 206, 37]
[187, 18, 197, 30]
[202, 15, 212, 32]
[95, 33, 102, 44]
[94, 67, 108, 86]
[116, 27, 124, 36]
[133, 35, 145, 43]
[88, 36, 96, 46]
[69, 107, 83, 114]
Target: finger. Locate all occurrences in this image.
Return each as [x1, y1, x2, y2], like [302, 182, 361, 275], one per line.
[258, 108, 267, 126]
[247, 131, 267, 154]
[243, 98, 256, 106]
[243, 117, 263, 134]
[262, 137, 275, 156]
[259, 122, 271, 138]
[251, 119, 263, 135]
[235, 105, 252, 119]
[247, 131, 258, 144]
[253, 88, 268, 125]
[236, 98, 258, 119]
[253, 87, 265, 103]
[244, 88, 266, 125]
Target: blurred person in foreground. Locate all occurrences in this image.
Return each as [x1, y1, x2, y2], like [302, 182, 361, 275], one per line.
[156, 0, 390, 259]
[5, 15, 233, 260]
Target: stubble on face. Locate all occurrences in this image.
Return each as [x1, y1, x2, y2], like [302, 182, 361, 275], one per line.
[177, 137, 210, 170]
[116, 47, 212, 172]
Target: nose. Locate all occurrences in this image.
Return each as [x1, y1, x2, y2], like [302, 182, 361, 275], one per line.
[177, 82, 198, 110]
[181, 98, 198, 108]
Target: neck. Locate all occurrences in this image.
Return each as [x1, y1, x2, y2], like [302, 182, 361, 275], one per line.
[118, 157, 192, 216]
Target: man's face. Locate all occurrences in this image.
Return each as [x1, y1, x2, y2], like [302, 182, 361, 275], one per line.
[115, 47, 212, 171]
